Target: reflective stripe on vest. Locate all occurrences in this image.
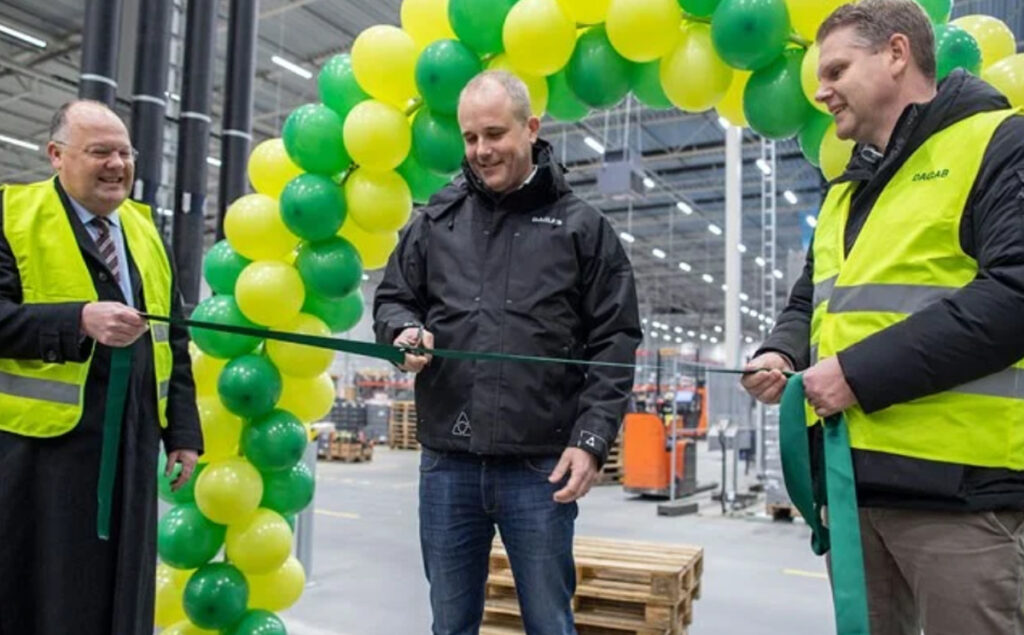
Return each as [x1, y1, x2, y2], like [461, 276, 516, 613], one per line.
[0, 179, 174, 437]
[809, 108, 1024, 469]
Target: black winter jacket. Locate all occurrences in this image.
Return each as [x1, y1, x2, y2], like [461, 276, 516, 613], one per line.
[761, 70, 1024, 511]
[374, 141, 642, 464]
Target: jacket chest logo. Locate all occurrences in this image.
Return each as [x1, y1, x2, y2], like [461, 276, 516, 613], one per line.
[911, 168, 950, 182]
[531, 216, 563, 226]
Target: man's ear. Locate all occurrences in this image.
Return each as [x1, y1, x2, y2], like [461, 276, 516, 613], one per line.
[46, 141, 62, 171]
[887, 32, 912, 78]
[527, 116, 540, 142]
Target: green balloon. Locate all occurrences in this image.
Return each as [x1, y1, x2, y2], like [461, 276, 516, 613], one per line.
[630, 61, 674, 110]
[798, 111, 831, 167]
[190, 296, 264, 359]
[318, 54, 370, 120]
[242, 409, 308, 473]
[546, 69, 590, 122]
[743, 48, 814, 140]
[157, 503, 226, 570]
[449, 0, 517, 56]
[296, 236, 363, 299]
[203, 240, 250, 296]
[218, 354, 282, 419]
[915, 0, 951, 24]
[416, 39, 483, 116]
[158, 457, 207, 505]
[566, 26, 632, 109]
[261, 461, 315, 517]
[679, 0, 722, 17]
[302, 289, 364, 333]
[280, 173, 347, 242]
[225, 609, 288, 635]
[934, 23, 981, 81]
[282, 103, 350, 176]
[412, 109, 466, 176]
[183, 562, 249, 630]
[397, 152, 452, 204]
[284, 515, 297, 531]
[711, 0, 790, 71]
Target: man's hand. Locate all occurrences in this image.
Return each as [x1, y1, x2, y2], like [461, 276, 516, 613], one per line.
[549, 447, 599, 503]
[741, 352, 793, 404]
[393, 327, 434, 373]
[165, 449, 200, 492]
[804, 356, 857, 417]
[81, 302, 148, 347]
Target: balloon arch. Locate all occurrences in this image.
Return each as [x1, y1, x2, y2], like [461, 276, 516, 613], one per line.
[154, 0, 1024, 632]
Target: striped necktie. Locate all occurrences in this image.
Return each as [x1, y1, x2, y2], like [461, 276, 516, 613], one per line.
[91, 216, 120, 283]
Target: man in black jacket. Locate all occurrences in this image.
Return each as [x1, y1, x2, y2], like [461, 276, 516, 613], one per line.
[0, 101, 202, 634]
[743, 1, 1024, 633]
[374, 71, 641, 634]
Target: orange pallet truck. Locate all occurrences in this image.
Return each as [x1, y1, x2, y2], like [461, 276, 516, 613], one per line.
[622, 412, 697, 498]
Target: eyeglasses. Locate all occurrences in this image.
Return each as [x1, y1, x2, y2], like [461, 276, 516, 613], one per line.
[52, 140, 138, 163]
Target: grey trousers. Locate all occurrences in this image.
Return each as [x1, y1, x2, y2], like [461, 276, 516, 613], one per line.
[850, 508, 1024, 635]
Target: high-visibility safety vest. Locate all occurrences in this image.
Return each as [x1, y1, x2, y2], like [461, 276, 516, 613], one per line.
[810, 108, 1024, 470]
[0, 179, 173, 437]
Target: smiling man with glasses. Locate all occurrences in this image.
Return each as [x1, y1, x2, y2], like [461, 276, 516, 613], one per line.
[0, 100, 202, 635]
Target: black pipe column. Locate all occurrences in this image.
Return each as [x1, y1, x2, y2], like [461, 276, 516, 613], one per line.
[216, 0, 260, 240]
[172, 0, 218, 306]
[79, 0, 124, 105]
[129, 0, 173, 208]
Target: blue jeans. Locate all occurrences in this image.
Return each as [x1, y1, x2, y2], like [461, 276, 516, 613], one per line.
[419, 448, 578, 635]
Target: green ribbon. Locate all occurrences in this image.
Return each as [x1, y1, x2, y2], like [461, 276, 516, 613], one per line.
[96, 346, 132, 540]
[780, 374, 870, 635]
[142, 313, 762, 374]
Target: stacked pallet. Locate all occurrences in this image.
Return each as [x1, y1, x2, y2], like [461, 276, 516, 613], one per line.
[388, 401, 420, 450]
[596, 432, 624, 485]
[331, 440, 373, 463]
[482, 537, 703, 635]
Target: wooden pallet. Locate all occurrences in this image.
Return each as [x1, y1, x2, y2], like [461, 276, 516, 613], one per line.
[596, 433, 624, 485]
[483, 536, 702, 635]
[330, 441, 373, 463]
[388, 401, 420, 450]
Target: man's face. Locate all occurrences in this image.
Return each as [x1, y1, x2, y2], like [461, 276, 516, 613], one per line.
[457, 85, 539, 194]
[816, 26, 899, 144]
[47, 104, 134, 215]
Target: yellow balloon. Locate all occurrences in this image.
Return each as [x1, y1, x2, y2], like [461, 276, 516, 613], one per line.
[162, 621, 217, 635]
[224, 194, 300, 262]
[819, 123, 855, 181]
[266, 313, 334, 378]
[982, 54, 1024, 108]
[487, 55, 548, 116]
[247, 138, 304, 200]
[278, 372, 335, 423]
[197, 396, 243, 464]
[345, 169, 413, 233]
[190, 350, 226, 399]
[155, 564, 189, 627]
[338, 220, 399, 271]
[503, 0, 576, 76]
[786, 0, 844, 42]
[606, 0, 681, 63]
[400, 0, 456, 50]
[351, 25, 419, 108]
[235, 261, 305, 327]
[343, 100, 412, 172]
[558, 0, 611, 24]
[246, 556, 306, 612]
[801, 43, 830, 114]
[660, 22, 733, 113]
[716, 70, 751, 127]
[194, 457, 263, 525]
[951, 15, 1016, 70]
[225, 508, 293, 575]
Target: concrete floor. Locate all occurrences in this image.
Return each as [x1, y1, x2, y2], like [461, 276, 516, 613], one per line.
[281, 445, 835, 635]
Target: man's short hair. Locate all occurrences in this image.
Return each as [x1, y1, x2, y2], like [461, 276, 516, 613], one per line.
[460, 71, 533, 124]
[49, 99, 120, 141]
[817, 0, 936, 81]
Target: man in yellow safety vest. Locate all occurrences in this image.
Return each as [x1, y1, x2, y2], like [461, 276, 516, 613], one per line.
[743, 1, 1024, 633]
